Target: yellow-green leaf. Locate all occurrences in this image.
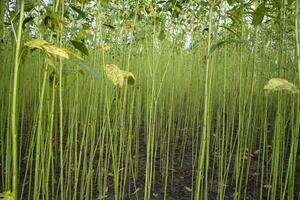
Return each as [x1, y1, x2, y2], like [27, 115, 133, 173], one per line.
[0, 191, 14, 200]
[264, 78, 299, 93]
[25, 39, 70, 59]
[42, 45, 69, 59]
[104, 64, 136, 87]
[123, 20, 134, 32]
[25, 39, 49, 50]
[104, 64, 124, 87]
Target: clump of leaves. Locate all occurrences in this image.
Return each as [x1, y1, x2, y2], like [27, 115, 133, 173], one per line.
[104, 64, 136, 87]
[264, 78, 299, 93]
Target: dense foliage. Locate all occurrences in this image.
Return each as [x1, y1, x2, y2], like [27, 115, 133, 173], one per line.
[0, 0, 299, 200]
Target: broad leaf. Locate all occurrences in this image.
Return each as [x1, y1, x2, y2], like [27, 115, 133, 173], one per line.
[122, 71, 136, 85]
[209, 39, 242, 55]
[158, 30, 166, 41]
[104, 64, 124, 87]
[252, 3, 266, 25]
[264, 78, 299, 93]
[104, 64, 136, 87]
[71, 40, 89, 56]
[22, 17, 34, 29]
[209, 41, 226, 55]
[25, 39, 70, 59]
[220, 25, 240, 38]
[75, 60, 101, 80]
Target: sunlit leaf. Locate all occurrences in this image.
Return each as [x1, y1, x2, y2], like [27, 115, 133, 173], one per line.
[70, 40, 89, 56]
[25, 39, 49, 49]
[264, 78, 299, 93]
[104, 64, 124, 87]
[42, 45, 69, 58]
[0, 191, 14, 200]
[104, 64, 136, 87]
[25, 39, 70, 59]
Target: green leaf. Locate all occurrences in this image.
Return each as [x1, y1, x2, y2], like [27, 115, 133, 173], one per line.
[252, 3, 266, 26]
[220, 25, 240, 38]
[209, 41, 226, 55]
[24, 0, 35, 12]
[75, 60, 101, 80]
[209, 39, 243, 55]
[70, 40, 89, 56]
[44, 7, 63, 32]
[264, 78, 299, 93]
[122, 71, 136, 85]
[70, 5, 86, 18]
[22, 17, 34, 29]
[158, 30, 166, 41]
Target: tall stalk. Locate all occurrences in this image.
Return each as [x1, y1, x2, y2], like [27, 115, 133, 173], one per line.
[11, 1, 24, 198]
[194, 3, 214, 200]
